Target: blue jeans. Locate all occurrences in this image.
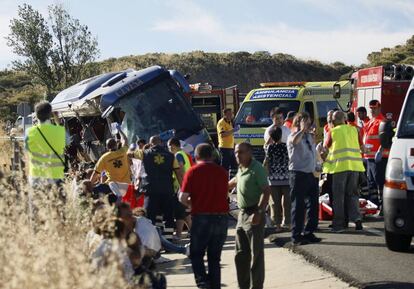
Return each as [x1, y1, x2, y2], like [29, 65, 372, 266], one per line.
[156, 228, 186, 255]
[289, 171, 319, 242]
[190, 214, 228, 289]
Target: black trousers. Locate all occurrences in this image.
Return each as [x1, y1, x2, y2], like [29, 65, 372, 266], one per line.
[146, 193, 175, 232]
[219, 147, 237, 178]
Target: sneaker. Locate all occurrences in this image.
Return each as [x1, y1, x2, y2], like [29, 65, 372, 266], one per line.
[355, 220, 363, 231]
[304, 233, 322, 243]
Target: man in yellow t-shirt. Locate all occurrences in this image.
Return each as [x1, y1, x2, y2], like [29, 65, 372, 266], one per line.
[90, 127, 131, 186]
[217, 108, 238, 176]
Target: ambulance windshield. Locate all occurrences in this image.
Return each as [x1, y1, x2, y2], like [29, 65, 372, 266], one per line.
[235, 100, 300, 127]
[399, 90, 414, 138]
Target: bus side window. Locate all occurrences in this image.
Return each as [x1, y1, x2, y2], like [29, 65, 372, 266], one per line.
[304, 101, 315, 123]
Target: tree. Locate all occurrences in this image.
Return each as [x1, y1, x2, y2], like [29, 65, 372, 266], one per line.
[48, 4, 99, 87]
[367, 35, 414, 66]
[6, 4, 55, 97]
[6, 4, 99, 100]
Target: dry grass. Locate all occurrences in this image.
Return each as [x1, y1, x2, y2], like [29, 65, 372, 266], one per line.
[0, 176, 132, 289]
[0, 135, 13, 174]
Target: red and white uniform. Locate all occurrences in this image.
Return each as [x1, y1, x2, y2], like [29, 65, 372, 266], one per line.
[363, 114, 389, 159]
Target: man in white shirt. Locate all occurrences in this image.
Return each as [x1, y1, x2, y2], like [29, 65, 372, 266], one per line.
[264, 107, 291, 146]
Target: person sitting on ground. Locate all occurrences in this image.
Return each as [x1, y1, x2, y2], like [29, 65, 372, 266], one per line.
[118, 203, 189, 260]
[85, 202, 106, 258]
[265, 127, 291, 232]
[91, 216, 135, 284]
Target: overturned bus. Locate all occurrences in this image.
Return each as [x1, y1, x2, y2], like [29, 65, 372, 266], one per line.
[51, 66, 211, 163]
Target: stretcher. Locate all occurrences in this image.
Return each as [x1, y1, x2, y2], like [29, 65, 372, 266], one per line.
[318, 193, 378, 220]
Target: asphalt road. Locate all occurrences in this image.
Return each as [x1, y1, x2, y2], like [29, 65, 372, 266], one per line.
[269, 216, 414, 289]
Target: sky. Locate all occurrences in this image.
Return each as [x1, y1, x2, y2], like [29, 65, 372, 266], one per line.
[1, 0, 414, 69]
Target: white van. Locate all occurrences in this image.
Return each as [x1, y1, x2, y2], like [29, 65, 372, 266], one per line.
[382, 77, 414, 252]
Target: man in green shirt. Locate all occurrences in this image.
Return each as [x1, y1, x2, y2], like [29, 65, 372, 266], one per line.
[229, 142, 271, 289]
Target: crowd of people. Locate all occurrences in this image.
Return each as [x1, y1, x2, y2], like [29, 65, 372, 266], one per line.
[23, 100, 389, 289]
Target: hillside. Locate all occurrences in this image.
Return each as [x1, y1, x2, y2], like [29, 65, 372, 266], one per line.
[98, 51, 353, 93]
[367, 35, 414, 66]
[0, 51, 353, 121]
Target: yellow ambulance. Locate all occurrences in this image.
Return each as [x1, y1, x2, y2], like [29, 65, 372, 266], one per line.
[233, 81, 351, 161]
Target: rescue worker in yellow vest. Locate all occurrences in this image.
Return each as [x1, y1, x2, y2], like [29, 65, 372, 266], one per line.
[25, 101, 66, 187]
[168, 137, 193, 240]
[323, 111, 365, 232]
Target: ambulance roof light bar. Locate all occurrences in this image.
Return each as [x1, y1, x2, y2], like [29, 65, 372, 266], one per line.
[260, 81, 306, 88]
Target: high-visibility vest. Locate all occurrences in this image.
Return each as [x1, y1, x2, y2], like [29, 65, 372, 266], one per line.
[26, 123, 66, 179]
[173, 150, 194, 191]
[323, 124, 365, 174]
[363, 114, 389, 159]
[176, 150, 194, 172]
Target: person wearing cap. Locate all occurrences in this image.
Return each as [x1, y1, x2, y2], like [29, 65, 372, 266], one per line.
[363, 100, 389, 214]
[283, 111, 296, 130]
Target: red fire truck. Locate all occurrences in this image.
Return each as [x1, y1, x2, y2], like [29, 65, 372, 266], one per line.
[185, 83, 240, 145]
[348, 65, 413, 123]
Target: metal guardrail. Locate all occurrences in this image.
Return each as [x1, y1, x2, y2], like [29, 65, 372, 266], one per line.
[0, 136, 24, 141]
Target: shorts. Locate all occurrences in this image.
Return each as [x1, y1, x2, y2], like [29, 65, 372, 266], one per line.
[174, 195, 190, 220]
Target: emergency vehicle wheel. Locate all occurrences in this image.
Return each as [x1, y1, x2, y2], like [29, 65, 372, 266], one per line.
[385, 230, 412, 252]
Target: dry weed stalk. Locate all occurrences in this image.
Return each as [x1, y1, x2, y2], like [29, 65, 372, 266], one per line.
[0, 174, 131, 289]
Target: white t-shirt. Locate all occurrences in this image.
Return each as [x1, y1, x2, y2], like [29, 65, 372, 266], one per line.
[85, 230, 103, 258]
[91, 239, 135, 282]
[264, 124, 291, 145]
[131, 158, 146, 185]
[135, 216, 162, 252]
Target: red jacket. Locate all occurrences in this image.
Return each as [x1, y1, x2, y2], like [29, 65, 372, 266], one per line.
[363, 114, 389, 159]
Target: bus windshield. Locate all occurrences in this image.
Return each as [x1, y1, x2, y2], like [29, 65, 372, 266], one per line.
[118, 77, 203, 142]
[398, 90, 414, 138]
[235, 100, 301, 127]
